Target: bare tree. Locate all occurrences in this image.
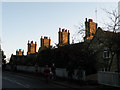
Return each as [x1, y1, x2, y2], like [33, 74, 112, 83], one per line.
[101, 8, 120, 72]
[102, 8, 120, 33]
[72, 23, 85, 43]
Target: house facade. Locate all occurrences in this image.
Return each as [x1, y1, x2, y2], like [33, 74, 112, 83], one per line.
[87, 27, 120, 72]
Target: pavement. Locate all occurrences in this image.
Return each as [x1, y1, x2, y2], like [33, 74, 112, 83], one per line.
[3, 70, 120, 89]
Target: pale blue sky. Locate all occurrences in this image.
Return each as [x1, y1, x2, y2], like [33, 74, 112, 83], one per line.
[2, 2, 118, 59]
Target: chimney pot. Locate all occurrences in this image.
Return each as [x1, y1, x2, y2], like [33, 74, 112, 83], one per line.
[44, 36, 48, 39]
[89, 19, 93, 22]
[59, 28, 61, 31]
[65, 29, 67, 32]
[31, 41, 33, 43]
[62, 28, 65, 32]
[85, 18, 87, 22]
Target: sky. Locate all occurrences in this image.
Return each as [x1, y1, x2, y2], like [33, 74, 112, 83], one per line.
[2, 1, 119, 61]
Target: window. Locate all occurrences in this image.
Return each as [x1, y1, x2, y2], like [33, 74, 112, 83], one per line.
[103, 48, 110, 59]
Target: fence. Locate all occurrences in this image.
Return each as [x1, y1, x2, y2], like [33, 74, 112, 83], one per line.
[98, 71, 120, 87]
[5, 65, 86, 81]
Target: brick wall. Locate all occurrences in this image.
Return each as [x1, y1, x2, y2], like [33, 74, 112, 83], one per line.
[58, 28, 70, 46]
[85, 18, 97, 40]
[27, 41, 37, 55]
[16, 49, 24, 56]
[40, 36, 51, 48]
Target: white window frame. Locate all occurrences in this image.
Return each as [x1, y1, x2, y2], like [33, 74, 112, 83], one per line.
[103, 48, 110, 59]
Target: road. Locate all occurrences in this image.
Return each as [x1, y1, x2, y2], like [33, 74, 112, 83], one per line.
[2, 71, 119, 90]
[2, 71, 67, 89]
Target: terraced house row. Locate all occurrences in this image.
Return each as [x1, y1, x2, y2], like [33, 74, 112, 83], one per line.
[10, 18, 120, 72]
[13, 18, 98, 56]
